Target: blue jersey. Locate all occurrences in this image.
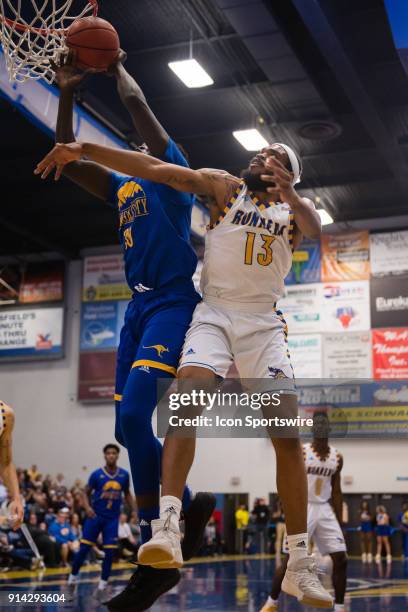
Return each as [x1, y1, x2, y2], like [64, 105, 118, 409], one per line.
[88, 467, 130, 519]
[109, 139, 198, 295]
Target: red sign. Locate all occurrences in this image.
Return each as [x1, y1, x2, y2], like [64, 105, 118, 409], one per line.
[372, 328, 408, 379]
[78, 351, 116, 401]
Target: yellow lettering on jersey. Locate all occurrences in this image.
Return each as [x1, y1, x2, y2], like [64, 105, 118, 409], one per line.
[117, 181, 144, 209]
[124, 227, 133, 249]
[119, 198, 148, 227]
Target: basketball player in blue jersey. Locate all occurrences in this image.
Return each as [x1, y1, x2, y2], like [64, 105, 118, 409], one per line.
[68, 444, 133, 598]
[36, 138, 332, 609]
[48, 54, 216, 609]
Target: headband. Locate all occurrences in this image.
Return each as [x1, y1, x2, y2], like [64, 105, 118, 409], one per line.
[274, 143, 301, 185]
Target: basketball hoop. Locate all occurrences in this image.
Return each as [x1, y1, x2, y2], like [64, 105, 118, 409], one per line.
[0, 0, 98, 83]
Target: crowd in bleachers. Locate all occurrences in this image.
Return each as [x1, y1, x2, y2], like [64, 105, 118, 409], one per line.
[0, 466, 140, 571]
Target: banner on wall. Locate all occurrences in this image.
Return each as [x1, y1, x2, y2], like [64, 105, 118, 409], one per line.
[370, 230, 408, 277]
[321, 231, 370, 281]
[285, 239, 321, 285]
[82, 255, 131, 302]
[323, 332, 372, 378]
[321, 280, 370, 332]
[0, 307, 63, 359]
[19, 262, 64, 304]
[372, 328, 408, 379]
[288, 334, 322, 377]
[277, 284, 322, 333]
[78, 351, 117, 401]
[80, 301, 128, 351]
[370, 276, 408, 328]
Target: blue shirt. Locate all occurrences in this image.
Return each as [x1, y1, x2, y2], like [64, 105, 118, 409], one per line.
[109, 139, 198, 295]
[88, 467, 130, 519]
[49, 520, 77, 544]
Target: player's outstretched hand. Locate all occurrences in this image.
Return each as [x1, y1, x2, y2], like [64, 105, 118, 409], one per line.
[51, 50, 92, 90]
[106, 49, 128, 76]
[9, 499, 24, 531]
[34, 143, 83, 181]
[261, 156, 296, 202]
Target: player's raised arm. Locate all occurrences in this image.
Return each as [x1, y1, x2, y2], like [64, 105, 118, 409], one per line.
[35, 142, 240, 204]
[53, 53, 112, 201]
[109, 54, 169, 157]
[0, 404, 23, 530]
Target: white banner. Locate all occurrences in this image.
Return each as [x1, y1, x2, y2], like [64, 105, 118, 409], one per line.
[277, 284, 322, 333]
[82, 255, 131, 302]
[321, 280, 370, 332]
[0, 307, 63, 359]
[288, 334, 322, 378]
[323, 332, 372, 378]
[370, 230, 408, 276]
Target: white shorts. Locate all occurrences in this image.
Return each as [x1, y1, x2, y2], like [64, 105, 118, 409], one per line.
[283, 502, 347, 556]
[178, 300, 293, 379]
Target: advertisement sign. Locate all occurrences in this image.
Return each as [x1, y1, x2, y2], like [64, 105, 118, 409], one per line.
[78, 351, 116, 401]
[370, 230, 408, 277]
[285, 239, 321, 284]
[287, 334, 322, 378]
[19, 262, 64, 303]
[370, 276, 408, 328]
[82, 255, 131, 302]
[0, 307, 63, 359]
[321, 280, 370, 332]
[372, 328, 408, 379]
[321, 231, 370, 281]
[323, 332, 372, 378]
[277, 284, 322, 333]
[80, 301, 127, 351]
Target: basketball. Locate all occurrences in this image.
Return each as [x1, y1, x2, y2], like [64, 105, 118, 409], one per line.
[66, 16, 120, 71]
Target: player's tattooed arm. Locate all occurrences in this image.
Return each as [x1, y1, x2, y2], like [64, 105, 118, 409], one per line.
[108, 53, 169, 157]
[0, 406, 23, 530]
[52, 53, 112, 200]
[331, 454, 344, 525]
[35, 143, 241, 205]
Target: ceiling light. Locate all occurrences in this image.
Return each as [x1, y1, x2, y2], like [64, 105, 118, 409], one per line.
[317, 209, 334, 225]
[168, 59, 214, 88]
[233, 128, 269, 151]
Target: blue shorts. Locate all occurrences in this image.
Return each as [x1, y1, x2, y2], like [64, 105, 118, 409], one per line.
[361, 522, 373, 533]
[376, 525, 391, 537]
[80, 514, 119, 549]
[115, 287, 200, 399]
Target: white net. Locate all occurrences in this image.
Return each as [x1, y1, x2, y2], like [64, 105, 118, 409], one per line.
[0, 0, 97, 83]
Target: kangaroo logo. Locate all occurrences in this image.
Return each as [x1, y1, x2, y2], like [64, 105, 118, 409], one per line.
[143, 345, 169, 358]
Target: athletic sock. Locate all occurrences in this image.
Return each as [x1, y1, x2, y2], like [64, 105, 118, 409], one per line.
[334, 605, 345, 611]
[68, 573, 79, 584]
[139, 507, 159, 543]
[266, 595, 278, 606]
[160, 495, 182, 526]
[98, 579, 108, 590]
[286, 533, 308, 566]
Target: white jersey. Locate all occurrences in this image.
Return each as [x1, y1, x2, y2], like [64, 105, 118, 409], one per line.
[303, 443, 340, 504]
[200, 182, 294, 312]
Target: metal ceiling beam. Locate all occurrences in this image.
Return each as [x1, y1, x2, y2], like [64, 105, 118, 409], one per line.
[127, 33, 240, 56]
[292, 0, 408, 197]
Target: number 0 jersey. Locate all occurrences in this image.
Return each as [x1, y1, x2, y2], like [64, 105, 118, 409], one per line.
[200, 181, 294, 311]
[303, 443, 341, 504]
[108, 139, 198, 297]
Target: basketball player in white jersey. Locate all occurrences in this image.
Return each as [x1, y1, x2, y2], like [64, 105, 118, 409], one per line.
[261, 411, 347, 612]
[35, 139, 332, 608]
[0, 401, 23, 529]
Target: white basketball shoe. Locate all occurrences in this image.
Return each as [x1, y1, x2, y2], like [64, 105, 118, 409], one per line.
[282, 556, 334, 609]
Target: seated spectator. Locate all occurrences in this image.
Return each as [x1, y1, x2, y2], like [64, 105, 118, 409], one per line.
[27, 513, 59, 568]
[118, 513, 138, 558]
[129, 511, 140, 542]
[28, 492, 48, 524]
[48, 508, 79, 566]
[0, 531, 36, 570]
[70, 513, 82, 541]
[27, 465, 41, 484]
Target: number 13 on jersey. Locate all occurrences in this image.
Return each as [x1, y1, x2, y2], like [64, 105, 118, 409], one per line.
[244, 231, 276, 266]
